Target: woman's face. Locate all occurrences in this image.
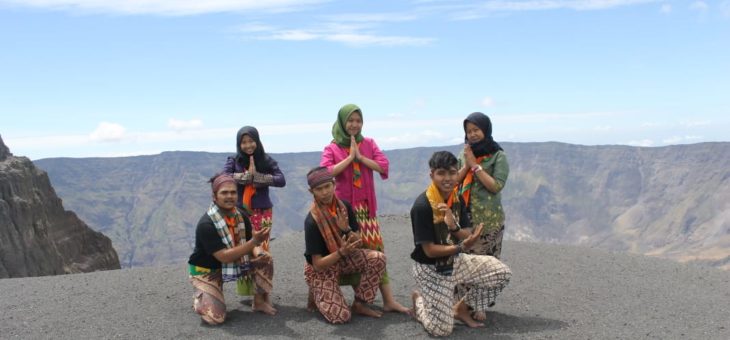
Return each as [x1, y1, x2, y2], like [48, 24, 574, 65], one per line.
[345, 112, 363, 137]
[240, 134, 257, 155]
[465, 121, 485, 144]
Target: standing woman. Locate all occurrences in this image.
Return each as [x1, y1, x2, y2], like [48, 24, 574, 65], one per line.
[223, 126, 286, 252]
[458, 112, 509, 259]
[320, 104, 410, 314]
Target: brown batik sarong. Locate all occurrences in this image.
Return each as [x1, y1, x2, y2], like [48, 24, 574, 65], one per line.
[190, 271, 226, 325]
[249, 254, 274, 294]
[304, 248, 386, 324]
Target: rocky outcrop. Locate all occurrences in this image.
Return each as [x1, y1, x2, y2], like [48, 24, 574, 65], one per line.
[0, 135, 120, 278]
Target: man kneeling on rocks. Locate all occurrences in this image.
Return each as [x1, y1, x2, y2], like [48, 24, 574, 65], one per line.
[410, 151, 511, 336]
[303, 166, 386, 323]
[188, 173, 276, 325]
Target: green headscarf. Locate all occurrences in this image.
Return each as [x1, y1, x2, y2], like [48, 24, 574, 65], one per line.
[332, 104, 364, 147]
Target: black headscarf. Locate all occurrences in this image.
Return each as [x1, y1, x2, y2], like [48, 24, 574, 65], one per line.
[463, 112, 503, 157]
[235, 126, 274, 173]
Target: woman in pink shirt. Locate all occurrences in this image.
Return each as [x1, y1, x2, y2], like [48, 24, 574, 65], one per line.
[320, 103, 410, 315]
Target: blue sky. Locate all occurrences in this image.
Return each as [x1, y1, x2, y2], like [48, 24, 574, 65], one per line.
[1, 0, 729, 160]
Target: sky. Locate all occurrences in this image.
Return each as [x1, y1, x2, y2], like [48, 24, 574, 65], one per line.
[1, 0, 729, 160]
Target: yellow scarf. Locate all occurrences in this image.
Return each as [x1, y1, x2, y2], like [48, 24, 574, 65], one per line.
[425, 182, 459, 224]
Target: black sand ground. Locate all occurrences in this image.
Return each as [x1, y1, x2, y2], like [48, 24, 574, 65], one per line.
[1, 215, 729, 339]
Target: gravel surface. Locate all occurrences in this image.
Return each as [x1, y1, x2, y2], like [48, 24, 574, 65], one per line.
[2, 215, 729, 339]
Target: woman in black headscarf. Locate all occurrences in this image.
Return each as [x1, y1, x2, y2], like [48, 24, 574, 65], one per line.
[456, 112, 510, 321]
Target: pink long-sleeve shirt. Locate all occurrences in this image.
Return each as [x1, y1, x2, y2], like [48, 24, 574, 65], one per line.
[320, 137, 389, 219]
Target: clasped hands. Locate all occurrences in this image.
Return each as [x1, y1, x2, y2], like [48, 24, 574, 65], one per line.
[437, 202, 483, 251]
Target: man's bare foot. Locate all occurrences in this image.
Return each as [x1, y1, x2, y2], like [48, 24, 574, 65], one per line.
[411, 291, 421, 320]
[351, 300, 382, 318]
[307, 292, 318, 312]
[472, 310, 487, 321]
[453, 300, 484, 328]
[253, 295, 277, 315]
[383, 300, 413, 316]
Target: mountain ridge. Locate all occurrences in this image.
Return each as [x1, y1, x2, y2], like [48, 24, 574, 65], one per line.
[33, 141, 730, 270]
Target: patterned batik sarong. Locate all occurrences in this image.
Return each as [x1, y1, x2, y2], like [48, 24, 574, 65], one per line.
[304, 248, 386, 324]
[190, 269, 226, 325]
[339, 201, 389, 286]
[412, 253, 511, 337]
[467, 225, 504, 259]
[249, 208, 273, 251]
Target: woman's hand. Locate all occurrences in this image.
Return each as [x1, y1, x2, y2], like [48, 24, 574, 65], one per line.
[248, 155, 257, 174]
[464, 144, 477, 168]
[350, 135, 360, 160]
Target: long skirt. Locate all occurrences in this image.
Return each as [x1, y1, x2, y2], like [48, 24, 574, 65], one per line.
[412, 254, 511, 337]
[249, 208, 273, 252]
[467, 224, 505, 259]
[190, 271, 226, 325]
[304, 248, 386, 324]
[339, 201, 389, 286]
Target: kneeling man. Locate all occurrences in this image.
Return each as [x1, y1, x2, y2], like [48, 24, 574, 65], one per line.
[303, 166, 386, 323]
[410, 151, 511, 336]
[188, 173, 276, 325]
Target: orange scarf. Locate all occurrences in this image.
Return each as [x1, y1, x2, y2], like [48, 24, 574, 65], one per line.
[310, 198, 350, 254]
[344, 143, 362, 188]
[459, 155, 488, 207]
[224, 215, 240, 246]
[242, 175, 256, 213]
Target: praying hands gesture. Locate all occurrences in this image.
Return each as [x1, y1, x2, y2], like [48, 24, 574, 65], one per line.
[463, 144, 477, 168]
[248, 155, 257, 174]
[349, 135, 361, 162]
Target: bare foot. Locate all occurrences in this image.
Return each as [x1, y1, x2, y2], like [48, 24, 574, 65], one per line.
[253, 302, 277, 315]
[253, 294, 277, 315]
[383, 300, 413, 317]
[472, 310, 487, 321]
[307, 292, 318, 312]
[351, 300, 382, 318]
[454, 300, 484, 328]
[411, 291, 421, 321]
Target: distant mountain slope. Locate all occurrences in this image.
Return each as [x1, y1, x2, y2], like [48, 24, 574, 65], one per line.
[0, 135, 120, 278]
[34, 142, 730, 269]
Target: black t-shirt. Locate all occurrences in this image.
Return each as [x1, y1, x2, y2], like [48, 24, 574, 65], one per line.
[188, 209, 252, 270]
[410, 191, 471, 265]
[303, 200, 359, 264]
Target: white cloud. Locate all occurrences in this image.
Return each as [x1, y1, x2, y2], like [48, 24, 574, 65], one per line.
[721, 1, 730, 17]
[446, 0, 661, 20]
[168, 118, 203, 131]
[683, 120, 711, 127]
[593, 125, 612, 131]
[660, 3, 671, 14]
[89, 122, 126, 142]
[662, 135, 702, 144]
[690, 1, 709, 12]
[481, 96, 495, 107]
[627, 139, 654, 147]
[322, 12, 419, 23]
[2, 0, 328, 15]
[247, 25, 434, 46]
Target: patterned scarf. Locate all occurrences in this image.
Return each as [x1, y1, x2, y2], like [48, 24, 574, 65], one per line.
[310, 198, 350, 254]
[459, 154, 491, 207]
[425, 182, 461, 274]
[206, 202, 247, 282]
[344, 143, 362, 188]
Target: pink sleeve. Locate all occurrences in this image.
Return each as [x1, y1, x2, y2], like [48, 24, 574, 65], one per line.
[370, 139, 389, 180]
[320, 143, 336, 173]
